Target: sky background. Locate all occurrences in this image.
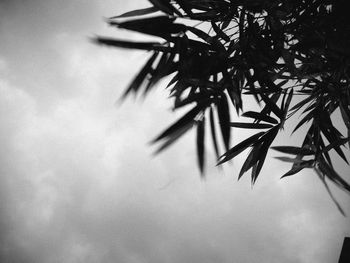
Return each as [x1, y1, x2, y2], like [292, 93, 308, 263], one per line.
[0, 0, 349, 262]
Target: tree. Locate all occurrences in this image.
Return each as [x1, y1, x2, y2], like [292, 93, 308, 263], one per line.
[96, 0, 350, 208]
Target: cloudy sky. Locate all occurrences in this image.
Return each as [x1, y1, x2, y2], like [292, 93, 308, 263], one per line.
[0, 1, 349, 262]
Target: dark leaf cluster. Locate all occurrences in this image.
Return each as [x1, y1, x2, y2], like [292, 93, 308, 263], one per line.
[96, 0, 350, 205]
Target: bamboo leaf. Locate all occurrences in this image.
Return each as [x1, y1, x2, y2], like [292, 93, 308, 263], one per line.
[229, 122, 273, 129]
[149, 0, 182, 16]
[274, 157, 312, 163]
[283, 88, 294, 113]
[211, 22, 230, 42]
[154, 121, 194, 153]
[190, 10, 221, 20]
[321, 126, 348, 164]
[289, 94, 315, 112]
[218, 132, 264, 165]
[339, 102, 350, 148]
[317, 159, 350, 195]
[271, 146, 315, 155]
[121, 52, 159, 99]
[144, 51, 176, 95]
[281, 161, 313, 178]
[209, 106, 220, 160]
[238, 143, 262, 180]
[292, 109, 315, 133]
[217, 94, 231, 151]
[186, 26, 227, 53]
[318, 136, 333, 168]
[175, 0, 193, 15]
[252, 126, 280, 183]
[315, 167, 346, 216]
[260, 93, 284, 119]
[95, 37, 171, 52]
[196, 116, 205, 175]
[110, 16, 186, 39]
[242, 111, 279, 124]
[322, 137, 349, 154]
[110, 7, 158, 18]
[152, 105, 202, 143]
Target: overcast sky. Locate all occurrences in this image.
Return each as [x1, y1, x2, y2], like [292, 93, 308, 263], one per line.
[0, 1, 349, 263]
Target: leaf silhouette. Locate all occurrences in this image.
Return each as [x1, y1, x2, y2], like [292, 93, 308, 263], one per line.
[98, 0, 350, 199]
[209, 106, 220, 160]
[259, 93, 284, 119]
[218, 132, 264, 165]
[320, 125, 348, 164]
[110, 16, 186, 39]
[121, 52, 159, 99]
[229, 122, 273, 129]
[242, 111, 279, 124]
[196, 116, 205, 175]
[292, 109, 315, 134]
[275, 157, 310, 163]
[251, 126, 279, 183]
[315, 167, 346, 216]
[95, 37, 170, 52]
[317, 158, 350, 193]
[211, 21, 230, 42]
[152, 104, 202, 143]
[238, 143, 262, 180]
[271, 146, 315, 156]
[281, 163, 311, 178]
[321, 137, 349, 154]
[282, 89, 293, 113]
[149, 0, 183, 16]
[154, 120, 194, 154]
[143, 51, 176, 95]
[110, 7, 158, 18]
[217, 94, 231, 151]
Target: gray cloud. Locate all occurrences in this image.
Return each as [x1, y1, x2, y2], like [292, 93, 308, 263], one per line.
[0, 1, 349, 263]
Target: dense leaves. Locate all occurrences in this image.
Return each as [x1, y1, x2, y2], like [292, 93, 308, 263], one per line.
[97, 0, 350, 200]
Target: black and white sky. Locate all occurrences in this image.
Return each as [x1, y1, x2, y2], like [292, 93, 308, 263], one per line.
[0, 0, 349, 262]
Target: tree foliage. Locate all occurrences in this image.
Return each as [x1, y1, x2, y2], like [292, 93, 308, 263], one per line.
[96, 0, 350, 200]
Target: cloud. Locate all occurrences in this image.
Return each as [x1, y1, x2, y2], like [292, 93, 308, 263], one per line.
[0, 76, 349, 262]
[0, 1, 349, 263]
